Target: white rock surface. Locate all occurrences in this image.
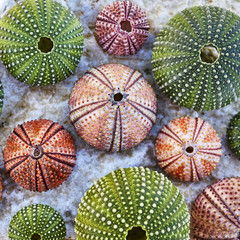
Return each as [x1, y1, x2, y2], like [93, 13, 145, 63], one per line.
[0, 0, 239, 239]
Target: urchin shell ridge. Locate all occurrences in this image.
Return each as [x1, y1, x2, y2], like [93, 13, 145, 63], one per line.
[8, 204, 66, 240]
[152, 6, 240, 111]
[155, 116, 222, 182]
[69, 63, 157, 152]
[3, 119, 76, 192]
[95, 0, 149, 56]
[0, 0, 84, 86]
[191, 177, 240, 239]
[75, 167, 190, 240]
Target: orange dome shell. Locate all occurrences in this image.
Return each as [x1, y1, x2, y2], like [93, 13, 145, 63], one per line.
[4, 119, 76, 192]
[69, 63, 157, 152]
[155, 116, 222, 182]
[191, 177, 240, 239]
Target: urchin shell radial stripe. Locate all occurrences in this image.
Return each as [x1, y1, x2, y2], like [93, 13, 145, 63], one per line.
[152, 6, 240, 111]
[75, 167, 190, 240]
[0, 0, 84, 86]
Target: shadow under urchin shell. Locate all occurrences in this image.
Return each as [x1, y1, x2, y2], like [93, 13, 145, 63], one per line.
[8, 204, 66, 240]
[75, 167, 190, 240]
[0, 0, 84, 86]
[227, 111, 240, 159]
[152, 6, 240, 111]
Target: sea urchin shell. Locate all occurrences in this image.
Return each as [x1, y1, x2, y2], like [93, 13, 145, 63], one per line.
[152, 6, 240, 111]
[4, 119, 76, 192]
[69, 63, 157, 152]
[95, 0, 149, 56]
[227, 111, 240, 159]
[8, 204, 66, 240]
[0, 0, 84, 86]
[155, 116, 222, 182]
[191, 177, 240, 239]
[75, 167, 190, 240]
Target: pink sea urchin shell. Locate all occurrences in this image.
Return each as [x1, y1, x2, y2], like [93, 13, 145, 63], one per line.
[191, 177, 240, 239]
[69, 63, 157, 152]
[4, 119, 76, 192]
[155, 116, 222, 182]
[95, 0, 149, 56]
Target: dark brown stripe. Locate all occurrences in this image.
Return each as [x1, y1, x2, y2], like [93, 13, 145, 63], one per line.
[165, 125, 183, 144]
[162, 155, 183, 169]
[20, 124, 32, 146]
[109, 107, 118, 152]
[34, 160, 38, 192]
[96, 68, 114, 89]
[41, 127, 64, 145]
[69, 100, 108, 115]
[200, 147, 222, 151]
[193, 119, 205, 142]
[128, 100, 156, 115]
[103, 32, 119, 53]
[45, 153, 75, 168]
[198, 150, 222, 157]
[40, 122, 55, 145]
[128, 101, 154, 125]
[190, 156, 193, 181]
[6, 156, 29, 174]
[159, 130, 182, 145]
[127, 35, 138, 55]
[203, 188, 240, 228]
[72, 102, 107, 124]
[45, 152, 76, 158]
[86, 71, 113, 90]
[124, 69, 136, 90]
[126, 1, 132, 19]
[158, 153, 182, 163]
[192, 118, 198, 143]
[13, 130, 30, 146]
[5, 155, 29, 164]
[99, 12, 118, 24]
[38, 162, 49, 191]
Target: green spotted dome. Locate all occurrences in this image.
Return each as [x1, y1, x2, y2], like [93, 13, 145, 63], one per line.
[75, 167, 190, 240]
[0, 0, 84, 86]
[152, 6, 240, 111]
[8, 204, 66, 240]
[227, 111, 240, 159]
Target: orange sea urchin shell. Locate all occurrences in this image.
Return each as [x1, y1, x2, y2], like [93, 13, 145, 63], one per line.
[191, 177, 240, 239]
[155, 116, 222, 182]
[4, 119, 76, 192]
[69, 63, 157, 152]
[95, 0, 149, 56]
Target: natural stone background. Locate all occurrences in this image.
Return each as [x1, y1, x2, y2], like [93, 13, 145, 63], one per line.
[0, 0, 239, 239]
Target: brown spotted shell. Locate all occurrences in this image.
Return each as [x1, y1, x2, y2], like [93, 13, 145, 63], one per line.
[95, 0, 149, 56]
[191, 177, 240, 239]
[4, 119, 76, 192]
[0, 175, 2, 200]
[69, 63, 157, 152]
[155, 116, 222, 182]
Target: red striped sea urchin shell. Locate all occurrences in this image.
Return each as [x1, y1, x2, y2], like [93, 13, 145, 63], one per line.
[3, 119, 76, 192]
[95, 0, 149, 56]
[155, 116, 222, 182]
[191, 177, 240, 239]
[69, 63, 157, 152]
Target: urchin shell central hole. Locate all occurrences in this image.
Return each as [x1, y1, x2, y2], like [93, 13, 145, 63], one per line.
[114, 92, 123, 102]
[186, 146, 194, 153]
[32, 146, 43, 159]
[38, 37, 53, 53]
[200, 44, 219, 63]
[31, 233, 41, 240]
[120, 20, 132, 32]
[126, 227, 147, 240]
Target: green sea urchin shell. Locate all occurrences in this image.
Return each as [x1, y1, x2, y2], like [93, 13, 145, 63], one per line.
[0, 0, 84, 86]
[152, 6, 240, 111]
[227, 111, 240, 159]
[75, 167, 190, 240]
[8, 204, 66, 240]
